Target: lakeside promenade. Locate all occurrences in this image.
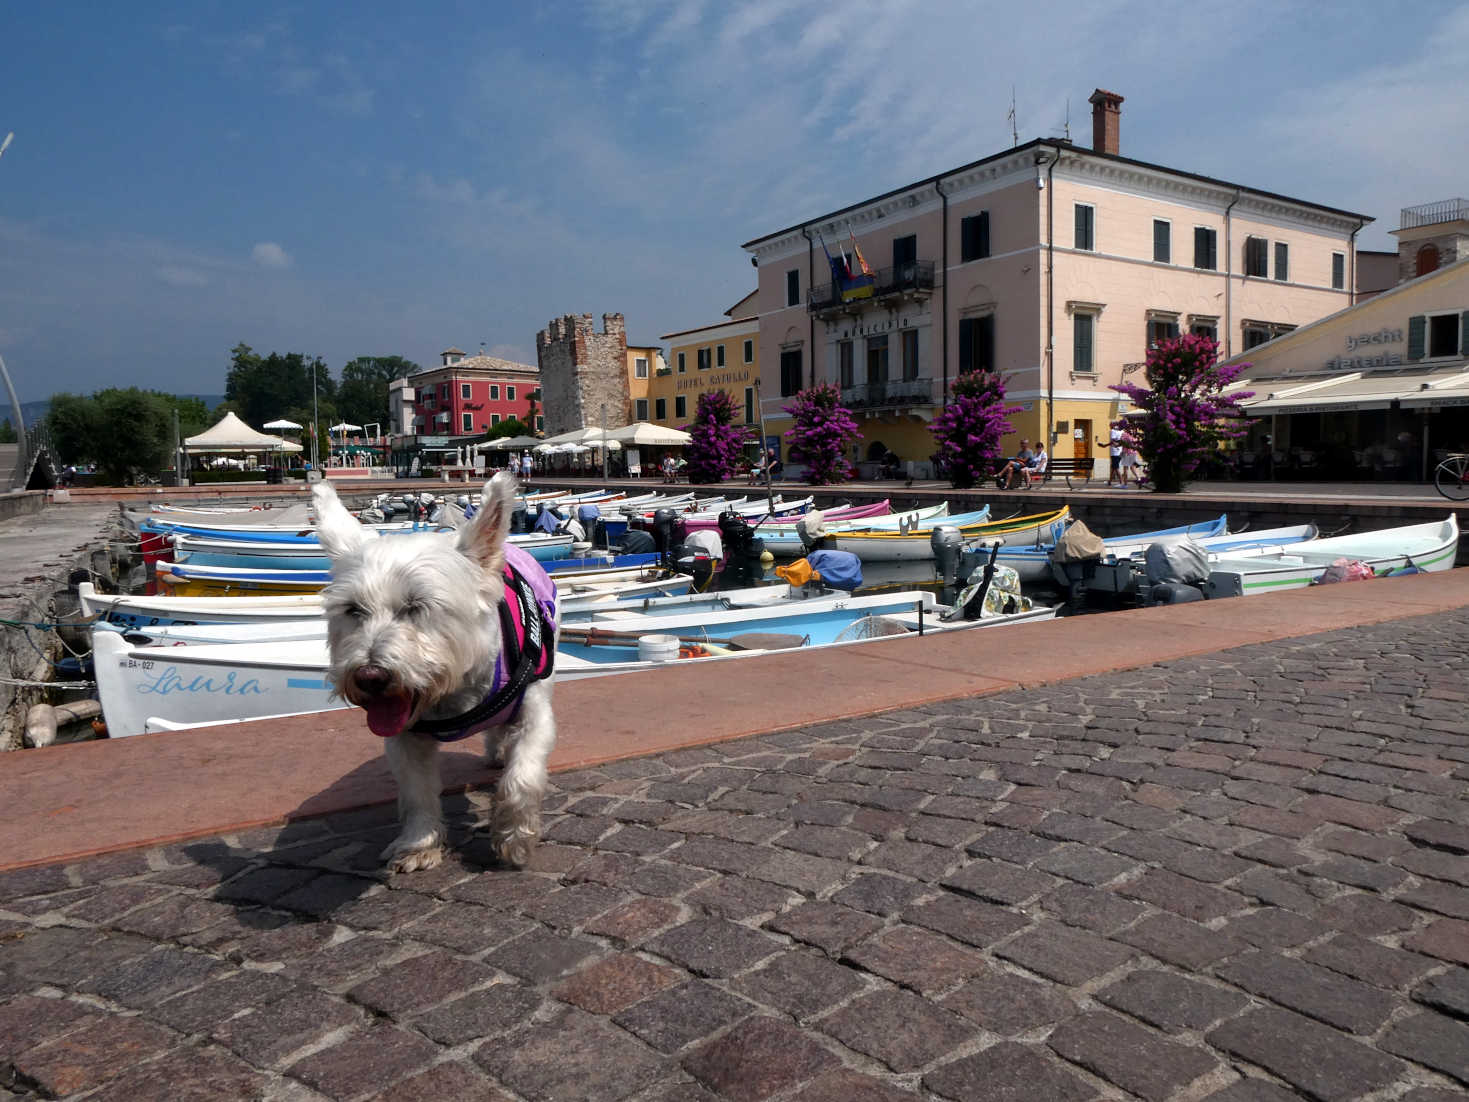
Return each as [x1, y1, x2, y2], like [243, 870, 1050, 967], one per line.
[0, 488, 1467, 1099]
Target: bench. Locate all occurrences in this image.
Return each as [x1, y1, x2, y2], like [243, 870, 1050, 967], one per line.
[996, 457, 1095, 490]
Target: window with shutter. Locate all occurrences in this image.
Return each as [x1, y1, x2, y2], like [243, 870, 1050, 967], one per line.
[866, 335, 888, 385]
[893, 235, 917, 269]
[1073, 314, 1095, 374]
[1332, 253, 1345, 290]
[1274, 242, 1289, 282]
[901, 329, 919, 381]
[1074, 205, 1095, 251]
[1245, 237, 1268, 277]
[1407, 315, 1426, 360]
[959, 316, 996, 373]
[780, 349, 803, 395]
[1194, 227, 1217, 270]
[838, 340, 854, 388]
[655, 397, 667, 420]
[961, 212, 990, 262]
[786, 269, 800, 307]
[1462, 312, 1469, 357]
[1153, 220, 1170, 264]
[675, 396, 686, 418]
[1429, 314, 1459, 358]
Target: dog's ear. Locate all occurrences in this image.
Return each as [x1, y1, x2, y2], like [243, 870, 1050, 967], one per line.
[456, 472, 516, 576]
[311, 480, 368, 560]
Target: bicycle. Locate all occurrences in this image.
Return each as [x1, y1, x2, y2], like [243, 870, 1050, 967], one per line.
[1434, 453, 1469, 501]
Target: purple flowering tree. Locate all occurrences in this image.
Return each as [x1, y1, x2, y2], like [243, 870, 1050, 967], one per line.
[783, 384, 860, 485]
[929, 370, 1021, 488]
[1112, 334, 1253, 494]
[683, 389, 751, 484]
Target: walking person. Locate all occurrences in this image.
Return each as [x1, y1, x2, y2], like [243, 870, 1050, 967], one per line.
[520, 451, 533, 482]
[1098, 423, 1125, 487]
[1118, 433, 1141, 486]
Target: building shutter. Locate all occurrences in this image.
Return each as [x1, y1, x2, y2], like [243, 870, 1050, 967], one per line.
[1461, 312, 1469, 357]
[1408, 315, 1426, 361]
[978, 315, 996, 372]
[1075, 205, 1091, 249]
[1073, 314, 1093, 373]
[958, 318, 974, 374]
[961, 211, 990, 262]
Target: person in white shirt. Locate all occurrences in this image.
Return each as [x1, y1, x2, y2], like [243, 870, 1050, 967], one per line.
[1097, 424, 1125, 486]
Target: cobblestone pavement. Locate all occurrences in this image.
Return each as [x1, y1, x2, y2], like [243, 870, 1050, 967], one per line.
[4, 612, 1469, 1101]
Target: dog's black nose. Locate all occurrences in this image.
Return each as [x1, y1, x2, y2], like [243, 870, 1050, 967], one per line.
[353, 666, 392, 696]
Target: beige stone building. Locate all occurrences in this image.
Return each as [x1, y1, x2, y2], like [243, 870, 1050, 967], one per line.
[1223, 203, 1469, 482]
[652, 316, 760, 434]
[742, 89, 1369, 477]
[535, 314, 628, 436]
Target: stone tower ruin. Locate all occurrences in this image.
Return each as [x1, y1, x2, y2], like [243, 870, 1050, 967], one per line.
[535, 313, 629, 436]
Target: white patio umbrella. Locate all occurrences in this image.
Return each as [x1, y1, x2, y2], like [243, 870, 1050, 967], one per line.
[263, 418, 303, 431]
[607, 421, 692, 446]
[330, 422, 363, 433]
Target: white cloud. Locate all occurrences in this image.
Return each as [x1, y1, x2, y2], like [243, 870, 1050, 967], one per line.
[251, 242, 292, 269]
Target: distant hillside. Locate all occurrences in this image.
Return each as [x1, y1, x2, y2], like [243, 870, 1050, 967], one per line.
[8, 394, 226, 426]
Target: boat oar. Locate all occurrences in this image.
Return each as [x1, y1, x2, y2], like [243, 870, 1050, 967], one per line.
[559, 625, 806, 652]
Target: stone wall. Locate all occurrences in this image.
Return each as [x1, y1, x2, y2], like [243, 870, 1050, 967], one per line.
[536, 314, 629, 435]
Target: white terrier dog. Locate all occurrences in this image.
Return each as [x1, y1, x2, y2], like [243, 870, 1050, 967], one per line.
[311, 473, 558, 872]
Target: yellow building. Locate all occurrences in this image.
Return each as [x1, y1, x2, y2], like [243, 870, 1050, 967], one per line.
[655, 315, 761, 446]
[625, 343, 663, 424]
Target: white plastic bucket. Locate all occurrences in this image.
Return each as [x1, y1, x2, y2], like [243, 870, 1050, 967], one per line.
[637, 634, 679, 663]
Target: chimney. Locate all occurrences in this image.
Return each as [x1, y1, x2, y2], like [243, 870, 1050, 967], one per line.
[1089, 89, 1124, 156]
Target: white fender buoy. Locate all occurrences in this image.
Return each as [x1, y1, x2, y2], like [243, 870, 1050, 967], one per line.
[24, 704, 56, 749]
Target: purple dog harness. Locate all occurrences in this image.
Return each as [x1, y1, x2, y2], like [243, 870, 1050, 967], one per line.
[406, 543, 558, 742]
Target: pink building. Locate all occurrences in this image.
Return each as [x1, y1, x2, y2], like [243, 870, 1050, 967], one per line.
[743, 89, 1369, 477]
[407, 348, 541, 437]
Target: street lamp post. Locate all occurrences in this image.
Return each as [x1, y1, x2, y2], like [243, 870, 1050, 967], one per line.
[311, 365, 320, 471]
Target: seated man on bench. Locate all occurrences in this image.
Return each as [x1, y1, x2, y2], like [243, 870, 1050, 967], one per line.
[996, 439, 1034, 490]
[1020, 441, 1048, 488]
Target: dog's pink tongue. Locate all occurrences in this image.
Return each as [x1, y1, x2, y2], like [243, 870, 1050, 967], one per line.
[363, 694, 413, 738]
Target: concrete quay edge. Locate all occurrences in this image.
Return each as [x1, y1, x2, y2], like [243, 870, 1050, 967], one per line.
[4, 567, 1469, 873]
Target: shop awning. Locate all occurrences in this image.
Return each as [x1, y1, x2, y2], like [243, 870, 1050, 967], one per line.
[1239, 366, 1469, 416]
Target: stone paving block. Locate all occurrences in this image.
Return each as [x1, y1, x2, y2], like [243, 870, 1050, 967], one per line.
[411, 982, 541, 1046]
[731, 950, 866, 1021]
[1118, 911, 1247, 970]
[1303, 933, 1439, 990]
[552, 952, 683, 1015]
[685, 876, 795, 920]
[1413, 967, 1469, 1019]
[902, 892, 1030, 948]
[1207, 1006, 1405, 1101]
[1199, 1080, 1304, 1102]
[151, 968, 297, 1034]
[830, 873, 928, 916]
[13, 1014, 178, 1097]
[1033, 843, 1138, 886]
[751, 848, 852, 894]
[672, 836, 769, 875]
[790, 1068, 922, 1101]
[842, 925, 988, 995]
[1048, 1010, 1219, 1102]
[1040, 881, 1149, 934]
[1404, 918, 1469, 967]
[80, 946, 230, 1008]
[1380, 1010, 1469, 1085]
[966, 827, 1060, 865]
[516, 882, 626, 929]
[903, 814, 983, 848]
[1405, 818, 1469, 854]
[612, 979, 750, 1054]
[942, 971, 1078, 1035]
[942, 859, 1057, 904]
[212, 986, 360, 1067]
[646, 916, 783, 977]
[820, 988, 976, 1073]
[1313, 891, 1420, 936]
[1, 926, 153, 987]
[349, 948, 498, 1017]
[0, 995, 104, 1061]
[1220, 906, 1327, 949]
[287, 1019, 439, 1099]
[402, 901, 536, 954]
[994, 921, 1134, 985]
[767, 901, 884, 954]
[583, 897, 684, 944]
[212, 864, 319, 905]
[1293, 793, 1402, 832]
[925, 1040, 1101, 1101]
[482, 927, 603, 982]
[1096, 969, 1249, 1033]
[85, 1042, 269, 1102]
[277, 932, 400, 991]
[683, 1015, 840, 1102]
[369, 1060, 514, 1102]
[1115, 868, 1246, 922]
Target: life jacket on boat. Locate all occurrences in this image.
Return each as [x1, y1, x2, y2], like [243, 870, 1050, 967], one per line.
[406, 542, 558, 741]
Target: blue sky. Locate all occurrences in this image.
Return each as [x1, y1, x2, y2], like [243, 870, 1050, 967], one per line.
[2, 1, 1466, 403]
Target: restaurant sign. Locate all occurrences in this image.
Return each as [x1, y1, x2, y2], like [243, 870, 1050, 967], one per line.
[1325, 328, 1404, 372]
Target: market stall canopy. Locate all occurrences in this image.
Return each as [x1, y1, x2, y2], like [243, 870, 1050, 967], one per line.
[1238, 366, 1469, 416]
[486, 434, 543, 449]
[184, 412, 302, 454]
[607, 421, 692, 446]
[330, 422, 363, 433]
[263, 418, 303, 431]
[539, 427, 612, 446]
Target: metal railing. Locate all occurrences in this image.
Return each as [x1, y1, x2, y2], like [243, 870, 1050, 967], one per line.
[1401, 199, 1469, 229]
[808, 260, 936, 312]
[840, 377, 935, 409]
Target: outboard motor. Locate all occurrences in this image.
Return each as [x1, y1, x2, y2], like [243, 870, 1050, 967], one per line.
[510, 504, 526, 532]
[796, 511, 830, 552]
[619, 529, 656, 556]
[675, 529, 722, 591]
[930, 525, 965, 591]
[717, 510, 757, 558]
[652, 508, 678, 561]
[577, 504, 604, 548]
[417, 491, 436, 522]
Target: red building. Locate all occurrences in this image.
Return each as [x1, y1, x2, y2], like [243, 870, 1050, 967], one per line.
[409, 347, 542, 436]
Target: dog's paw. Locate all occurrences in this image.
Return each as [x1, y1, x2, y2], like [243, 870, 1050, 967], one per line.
[381, 830, 446, 874]
[490, 810, 540, 869]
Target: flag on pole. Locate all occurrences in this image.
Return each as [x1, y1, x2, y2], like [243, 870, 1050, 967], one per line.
[816, 231, 848, 287]
[840, 225, 876, 301]
[847, 226, 874, 277]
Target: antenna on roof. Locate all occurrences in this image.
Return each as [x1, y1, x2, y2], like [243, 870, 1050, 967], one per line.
[1007, 88, 1018, 147]
[1064, 98, 1070, 142]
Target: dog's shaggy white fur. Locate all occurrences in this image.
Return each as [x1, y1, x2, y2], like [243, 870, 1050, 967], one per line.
[312, 473, 556, 872]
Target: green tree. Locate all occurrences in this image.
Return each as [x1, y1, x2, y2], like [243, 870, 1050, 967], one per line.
[47, 389, 175, 482]
[484, 417, 532, 440]
[45, 393, 101, 466]
[338, 355, 418, 431]
[0, 418, 17, 444]
[225, 343, 333, 428]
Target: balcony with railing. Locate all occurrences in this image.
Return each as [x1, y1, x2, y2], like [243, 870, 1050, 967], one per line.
[809, 260, 936, 315]
[1401, 199, 1469, 230]
[840, 376, 935, 411]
